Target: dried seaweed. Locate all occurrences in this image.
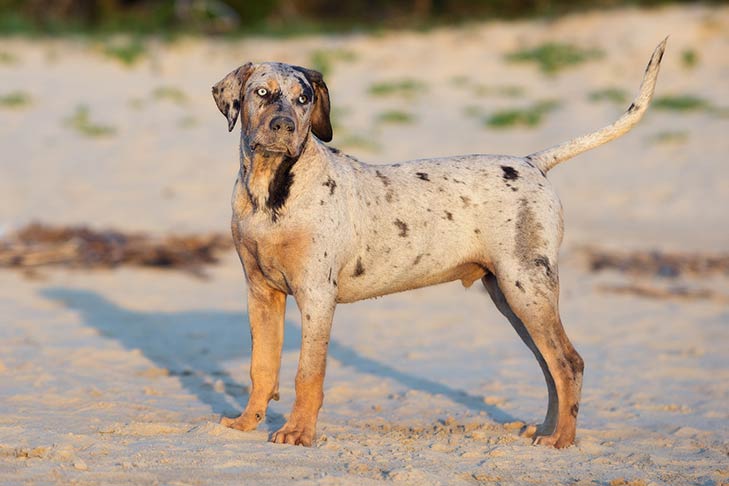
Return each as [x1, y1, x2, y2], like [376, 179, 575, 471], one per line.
[597, 283, 729, 304]
[581, 247, 729, 278]
[0, 223, 232, 276]
[581, 246, 729, 302]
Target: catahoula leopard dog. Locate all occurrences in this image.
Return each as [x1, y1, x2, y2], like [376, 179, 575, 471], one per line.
[211, 39, 667, 447]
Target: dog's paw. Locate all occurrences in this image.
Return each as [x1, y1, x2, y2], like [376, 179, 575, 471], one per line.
[270, 421, 315, 447]
[532, 429, 575, 448]
[220, 410, 264, 432]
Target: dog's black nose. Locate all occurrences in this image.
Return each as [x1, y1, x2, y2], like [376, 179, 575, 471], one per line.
[270, 116, 295, 133]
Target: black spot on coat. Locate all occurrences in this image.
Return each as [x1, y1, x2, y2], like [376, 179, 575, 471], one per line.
[415, 172, 430, 181]
[533, 255, 555, 281]
[501, 165, 519, 180]
[352, 257, 365, 277]
[394, 219, 408, 237]
[375, 170, 390, 186]
[323, 177, 337, 195]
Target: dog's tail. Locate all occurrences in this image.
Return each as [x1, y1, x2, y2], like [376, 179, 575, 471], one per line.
[525, 38, 667, 174]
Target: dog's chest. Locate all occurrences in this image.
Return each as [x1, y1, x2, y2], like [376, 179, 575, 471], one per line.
[234, 214, 311, 293]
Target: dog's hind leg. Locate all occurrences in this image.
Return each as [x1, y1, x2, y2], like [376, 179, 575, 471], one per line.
[482, 268, 583, 448]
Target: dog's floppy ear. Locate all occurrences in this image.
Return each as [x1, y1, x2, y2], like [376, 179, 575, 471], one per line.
[292, 66, 333, 142]
[212, 62, 254, 132]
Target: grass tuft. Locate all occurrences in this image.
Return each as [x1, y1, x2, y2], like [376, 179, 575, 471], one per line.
[0, 51, 17, 64]
[653, 95, 709, 112]
[368, 79, 426, 98]
[506, 42, 603, 74]
[338, 133, 380, 152]
[0, 91, 31, 108]
[485, 100, 559, 129]
[681, 49, 698, 69]
[152, 86, 187, 104]
[588, 87, 628, 104]
[65, 105, 116, 137]
[377, 110, 415, 124]
[473, 84, 525, 98]
[102, 38, 147, 66]
[309, 48, 357, 77]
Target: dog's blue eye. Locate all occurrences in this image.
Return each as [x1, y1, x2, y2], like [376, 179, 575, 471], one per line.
[257, 88, 268, 97]
[297, 95, 308, 104]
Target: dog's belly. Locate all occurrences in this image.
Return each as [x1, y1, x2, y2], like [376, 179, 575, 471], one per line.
[335, 260, 487, 303]
[334, 226, 492, 303]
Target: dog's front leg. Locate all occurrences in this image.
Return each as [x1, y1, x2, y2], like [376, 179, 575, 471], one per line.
[221, 284, 286, 431]
[271, 290, 335, 446]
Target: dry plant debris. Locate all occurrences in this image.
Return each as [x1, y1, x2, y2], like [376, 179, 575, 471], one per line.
[0, 223, 232, 275]
[582, 247, 729, 278]
[581, 246, 729, 302]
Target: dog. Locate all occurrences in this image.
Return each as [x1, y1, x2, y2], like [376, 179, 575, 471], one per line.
[211, 39, 666, 447]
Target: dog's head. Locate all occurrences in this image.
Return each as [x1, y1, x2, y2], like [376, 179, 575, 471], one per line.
[212, 62, 332, 158]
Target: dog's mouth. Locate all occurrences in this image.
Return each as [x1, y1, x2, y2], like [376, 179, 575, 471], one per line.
[249, 141, 298, 158]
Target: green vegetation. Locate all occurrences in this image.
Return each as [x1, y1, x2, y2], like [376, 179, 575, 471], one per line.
[473, 84, 525, 98]
[653, 95, 710, 112]
[309, 48, 356, 77]
[0, 1, 716, 37]
[649, 130, 689, 144]
[368, 79, 426, 98]
[102, 37, 146, 66]
[0, 90, 31, 108]
[338, 133, 380, 152]
[0, 50, 16, 64]
[485, 100, 559, 128]
[588, 87, 629, 104]
[152, 86, 187, 104]
[506, 42, 604, 74]
[451, 76, 525, 98]
[65, 105, 116, 137]
[681, 48, 698, 69]
[377, 109, 415, 124]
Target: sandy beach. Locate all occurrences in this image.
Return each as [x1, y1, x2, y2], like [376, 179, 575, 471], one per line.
[1, 4, 728, 484]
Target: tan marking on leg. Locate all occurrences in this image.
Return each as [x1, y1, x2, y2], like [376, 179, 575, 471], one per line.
[222, 285, 286, 431]
[271, 297, 334, 447]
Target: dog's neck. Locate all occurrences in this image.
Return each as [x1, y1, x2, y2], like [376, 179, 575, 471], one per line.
[239, 134, 318, 221]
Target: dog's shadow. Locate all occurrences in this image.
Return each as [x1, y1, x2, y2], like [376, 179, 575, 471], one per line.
[41, 287, 515, 427]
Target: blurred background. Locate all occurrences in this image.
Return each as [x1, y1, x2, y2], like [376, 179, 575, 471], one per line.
[1, 0, 727, 249]
[1, 2, 729, 484]
[1, 0, 724, 35]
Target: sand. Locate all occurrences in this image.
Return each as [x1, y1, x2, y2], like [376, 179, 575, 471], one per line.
[1, 4, 728, 485]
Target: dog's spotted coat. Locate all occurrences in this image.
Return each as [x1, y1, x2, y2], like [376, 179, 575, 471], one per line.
[211, 39, 667, 447]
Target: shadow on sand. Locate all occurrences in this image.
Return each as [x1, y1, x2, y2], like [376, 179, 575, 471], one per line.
[41, 287, 516, 426]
